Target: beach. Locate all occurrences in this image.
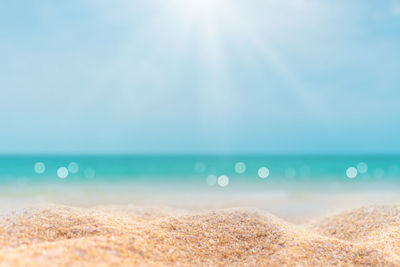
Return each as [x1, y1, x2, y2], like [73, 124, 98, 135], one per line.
[2, 0, 399, 264]
[1, 156, 400, 266]
[1, 197, 400, 266]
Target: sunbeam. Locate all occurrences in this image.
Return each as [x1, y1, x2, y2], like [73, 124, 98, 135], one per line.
[161, 0, 331, 123]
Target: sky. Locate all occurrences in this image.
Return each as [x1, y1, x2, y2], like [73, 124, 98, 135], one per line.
[0, 0, 400, 154]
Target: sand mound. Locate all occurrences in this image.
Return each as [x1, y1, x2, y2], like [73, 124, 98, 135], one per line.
[0, 204, 136, 247]
[308, 205, 400, 256]
[0, 205, 399, 266]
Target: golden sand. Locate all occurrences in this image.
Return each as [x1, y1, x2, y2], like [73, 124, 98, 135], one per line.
[0, 204, 399, 266]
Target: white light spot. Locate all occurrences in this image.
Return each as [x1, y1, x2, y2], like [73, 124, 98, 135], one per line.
[217, 175, 229, 187]
[84, 168, 96, 179]
[299, 165, 310, 177]
[357, 162, 368, 174]
[388, 165, 399, 176]
[68, 162, 79, 174]
[206, 174, 217, 186]
[194, 162, 206, 173]
[258, 167, 270, 179]
[285, 168, 296, 178]
[373, 168, 385, 179]
[57, 167, 69, 179]
[346, 167, 357, 179]
[234, 162, 246, 174]
[34, 162, 46, 174]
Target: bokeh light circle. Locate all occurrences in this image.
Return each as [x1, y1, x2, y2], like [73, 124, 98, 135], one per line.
[206, 174, 217, 186]
[68, 162, 79, 174]
[234, 162, 246, 174]
[357, 162, 368, 174]
[346, 167, 357, 179]
[258, 167, 270, 179]
[217, 175, 229, 187]
[34, 162, 46, 174]
[57, 167, 69, 179]
[84, 168, 96, 179]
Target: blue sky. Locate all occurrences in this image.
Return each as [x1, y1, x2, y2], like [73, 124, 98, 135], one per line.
[0, 0, 400, 154]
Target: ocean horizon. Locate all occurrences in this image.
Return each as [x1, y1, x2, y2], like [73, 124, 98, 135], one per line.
[1, 155, 399, 193]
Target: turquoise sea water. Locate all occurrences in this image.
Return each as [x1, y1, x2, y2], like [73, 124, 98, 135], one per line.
[0, 155, 400, 193]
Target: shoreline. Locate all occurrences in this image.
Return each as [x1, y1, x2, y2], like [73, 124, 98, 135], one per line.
[1, 190, 400, 221]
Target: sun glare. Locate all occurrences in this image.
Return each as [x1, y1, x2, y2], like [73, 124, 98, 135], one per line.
[184, 0, 219, 12]
[180, 0, 227, 14]
[170, 0, 230, 27]
[158, 0, 316, 124]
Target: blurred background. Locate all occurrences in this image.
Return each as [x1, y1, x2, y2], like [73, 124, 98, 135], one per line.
[0, 1, 400, 211]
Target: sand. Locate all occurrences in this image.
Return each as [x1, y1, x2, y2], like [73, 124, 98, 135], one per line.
[0, 204, 399, 266]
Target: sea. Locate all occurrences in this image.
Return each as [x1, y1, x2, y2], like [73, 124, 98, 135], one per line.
[0, 155, 399, 194]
